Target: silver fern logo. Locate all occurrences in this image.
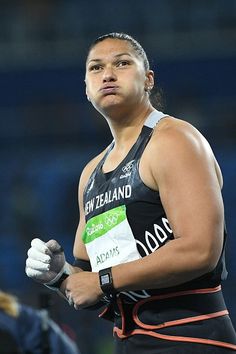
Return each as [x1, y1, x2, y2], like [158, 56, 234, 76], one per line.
[87, 178, 94, 192]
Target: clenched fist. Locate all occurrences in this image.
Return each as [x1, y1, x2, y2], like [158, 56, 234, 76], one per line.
[25, 238, 69, 285]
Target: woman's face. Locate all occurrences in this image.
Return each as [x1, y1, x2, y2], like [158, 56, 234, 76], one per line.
[85, 38, 153, 116]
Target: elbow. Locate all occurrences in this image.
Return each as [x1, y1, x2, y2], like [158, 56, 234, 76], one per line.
[200, 257, 217, 275]
[189, 226, 224, 275]
[196, 244, 222, 275]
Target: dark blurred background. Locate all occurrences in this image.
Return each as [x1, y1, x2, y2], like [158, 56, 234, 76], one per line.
[0, 1, 235, 353]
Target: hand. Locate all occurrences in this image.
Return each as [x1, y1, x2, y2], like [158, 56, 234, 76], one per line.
[63, 272, 103, 309]
[25, 238, 66, 284]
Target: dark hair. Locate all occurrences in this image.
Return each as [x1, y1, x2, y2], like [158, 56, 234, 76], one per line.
[87, 32, 164, 110]
[87, 32, 150, 71]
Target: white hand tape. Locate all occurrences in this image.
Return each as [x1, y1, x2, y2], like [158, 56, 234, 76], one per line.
[31, 238, 52, 255]
[27, 247, 51, 263]
[26, 258, 50, 272]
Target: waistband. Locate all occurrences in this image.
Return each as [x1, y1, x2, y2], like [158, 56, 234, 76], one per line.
[100, 285, 236, 350]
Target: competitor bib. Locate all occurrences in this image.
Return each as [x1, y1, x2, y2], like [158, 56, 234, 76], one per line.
[82, 205, 141, 272]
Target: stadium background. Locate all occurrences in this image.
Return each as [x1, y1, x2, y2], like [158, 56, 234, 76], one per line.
[0, 1, 235, 353]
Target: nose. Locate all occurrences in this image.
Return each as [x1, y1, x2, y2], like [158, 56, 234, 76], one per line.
[103, 65, 116, 82]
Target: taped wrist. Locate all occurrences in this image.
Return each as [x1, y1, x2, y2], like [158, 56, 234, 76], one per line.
[45, 262, 71, 292]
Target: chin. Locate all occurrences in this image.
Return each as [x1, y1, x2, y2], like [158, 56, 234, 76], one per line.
[97, 96, 123, 113]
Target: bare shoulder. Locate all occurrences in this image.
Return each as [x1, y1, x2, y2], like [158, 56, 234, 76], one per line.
[153, 116, 210, 150]
[141, 116, 223, 189]
[149, 116, 217, 163]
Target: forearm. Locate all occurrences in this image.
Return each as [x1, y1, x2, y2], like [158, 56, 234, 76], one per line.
[61, 258, 91, 277]
[112, 238, 215, 292]
[67, 263, 84, 274]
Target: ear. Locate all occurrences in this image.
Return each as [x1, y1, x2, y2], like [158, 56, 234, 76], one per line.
[144, 70, 155, 92]
[85, 82, 91, 101]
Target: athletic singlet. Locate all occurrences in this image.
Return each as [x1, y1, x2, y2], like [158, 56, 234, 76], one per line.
[82, 110, 227, 303]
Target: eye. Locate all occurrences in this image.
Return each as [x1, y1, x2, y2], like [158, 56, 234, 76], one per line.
[116, 60, 130, 67]
[89, 64, 103, 72]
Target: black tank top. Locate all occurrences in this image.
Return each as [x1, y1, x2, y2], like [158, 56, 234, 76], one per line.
[82, 110, 227, 303]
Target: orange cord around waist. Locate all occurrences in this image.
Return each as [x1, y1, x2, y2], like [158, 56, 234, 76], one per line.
[113, 286, 236, 350]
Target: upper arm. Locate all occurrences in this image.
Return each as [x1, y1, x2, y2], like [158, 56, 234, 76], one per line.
[73, 169, 88, 260]
[148, 120, 224, 269]
[73, 151, 107, 260]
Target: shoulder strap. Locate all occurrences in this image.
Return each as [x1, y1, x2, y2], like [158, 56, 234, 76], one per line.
[144, 110, 166, 128]
[130, 110, 167, 158]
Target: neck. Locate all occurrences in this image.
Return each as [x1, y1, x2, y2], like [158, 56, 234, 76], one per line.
[104, 103, 155, 150]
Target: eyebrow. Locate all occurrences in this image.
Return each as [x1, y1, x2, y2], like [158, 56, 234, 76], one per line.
[87, 52, 132, 64]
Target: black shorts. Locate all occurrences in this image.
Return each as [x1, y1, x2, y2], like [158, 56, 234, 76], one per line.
[114, 315, 236, 353]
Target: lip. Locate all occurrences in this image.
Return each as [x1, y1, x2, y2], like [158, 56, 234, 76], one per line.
[99, 85, 119, 95]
